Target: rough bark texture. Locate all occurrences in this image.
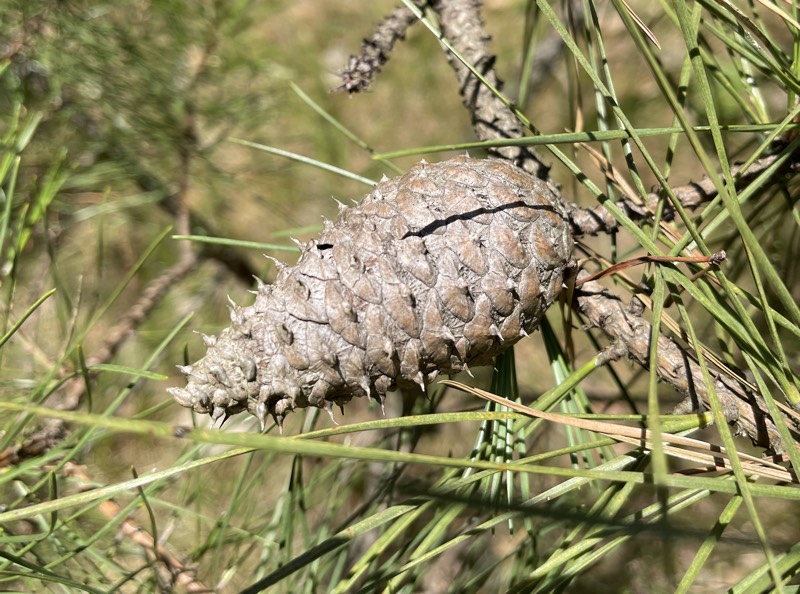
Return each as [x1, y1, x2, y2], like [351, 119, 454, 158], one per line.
[430, 0, 551, 181]
[574, 276, 782, 450]
[337, 2, 424, 94]
[170, 157, 572, 428]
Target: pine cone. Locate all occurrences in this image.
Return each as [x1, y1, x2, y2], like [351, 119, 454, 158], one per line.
[169, 156, 573, 429]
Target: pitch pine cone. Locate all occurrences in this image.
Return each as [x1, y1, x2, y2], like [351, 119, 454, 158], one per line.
[169, 156, 573, 429]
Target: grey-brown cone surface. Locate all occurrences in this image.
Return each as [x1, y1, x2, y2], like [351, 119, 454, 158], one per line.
[169, 156, 573, 429]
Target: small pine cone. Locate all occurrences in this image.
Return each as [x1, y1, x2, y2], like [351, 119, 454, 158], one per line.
[169, 156, 573, 429]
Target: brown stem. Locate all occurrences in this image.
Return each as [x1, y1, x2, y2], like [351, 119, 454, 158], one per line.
[574, 275, 782, 452]
[83, 252, 198, 372]
[430, 0, 551, 180]
[336, 1, 427, 94]
[572, 152, 800, 236]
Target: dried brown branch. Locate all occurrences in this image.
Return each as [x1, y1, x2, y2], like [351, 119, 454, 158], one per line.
[337, 1, 427, 94]
[80, 252, 199, 377]
[655, 151, 798, 211]
[574, 275, 782, 451]
[430, 0, 551, 180]
[0, 420, 68, 468]
[571, 151, 800, 236]
[335, 0, 551, 179]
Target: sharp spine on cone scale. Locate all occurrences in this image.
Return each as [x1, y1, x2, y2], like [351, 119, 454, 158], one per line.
[171, 156, 573, 429]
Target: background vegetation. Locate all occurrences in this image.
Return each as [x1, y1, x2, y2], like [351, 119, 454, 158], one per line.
[1, 1, 798, 592]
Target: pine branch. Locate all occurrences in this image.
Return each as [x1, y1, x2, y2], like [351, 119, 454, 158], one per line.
[337, 1, 427, 94]
[429, 0, 552, 180]
[574, 275, 782, 450]
[422, 0, 793, 452]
